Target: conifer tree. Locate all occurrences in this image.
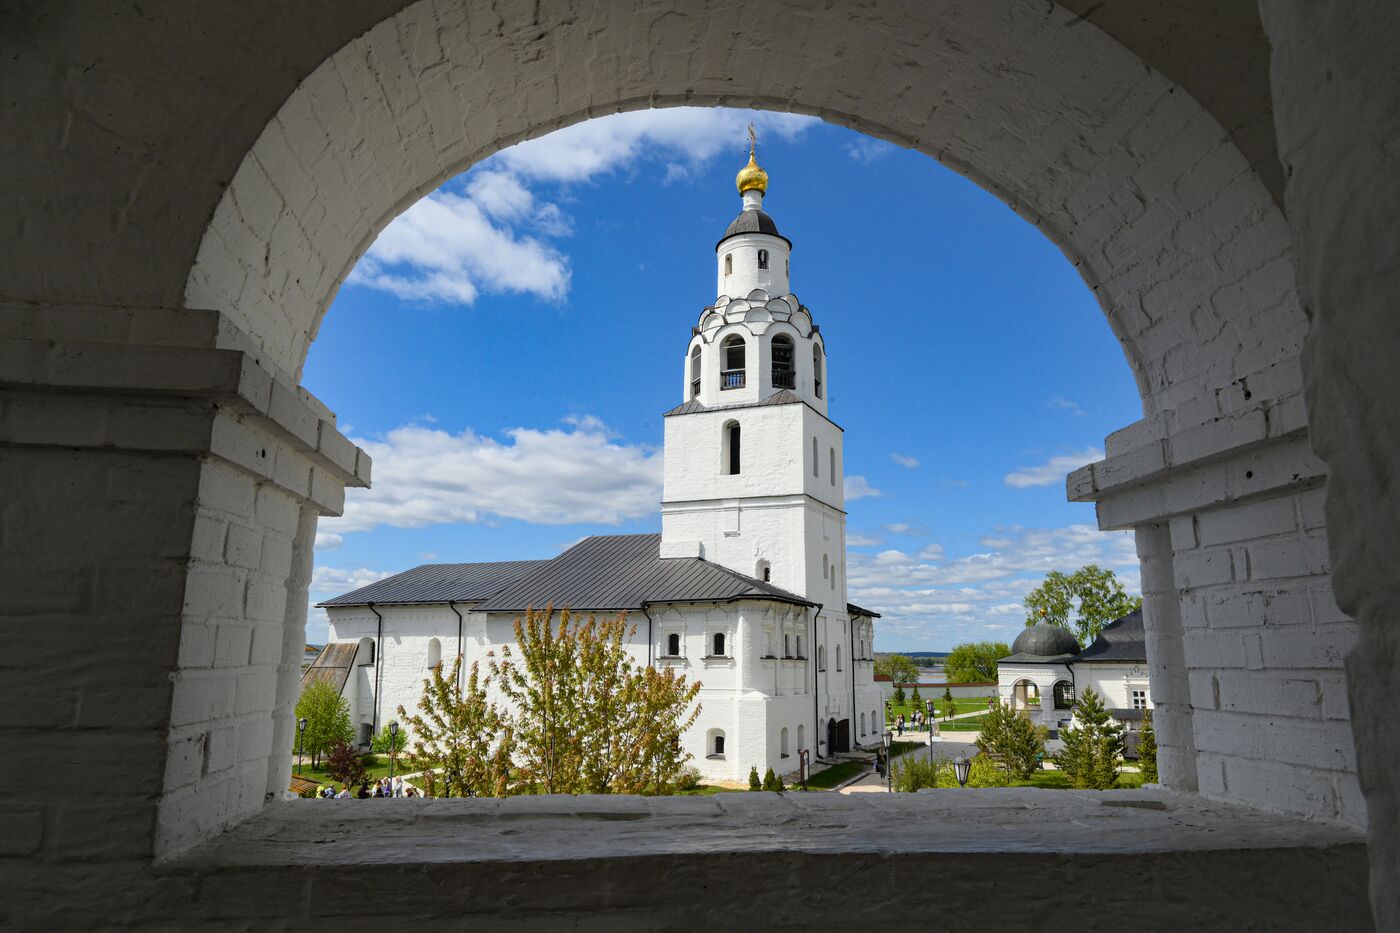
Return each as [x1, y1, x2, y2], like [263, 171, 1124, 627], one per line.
[749, 765, 762, 790]
[893, 684, 906, 705]
[911, 685, 923, 710]
[762, 766, 779, 791]
[974, 701, 1045, 780]
[1138, 707, 1158, 783]
[1054, 686, 1125, 789]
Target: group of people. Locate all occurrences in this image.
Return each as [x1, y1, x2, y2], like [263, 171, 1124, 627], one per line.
[316, 776, 418, 799]
[892, 709, 930, 736]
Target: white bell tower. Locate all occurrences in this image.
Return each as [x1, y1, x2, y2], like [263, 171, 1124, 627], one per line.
[660, 132, 846, 615]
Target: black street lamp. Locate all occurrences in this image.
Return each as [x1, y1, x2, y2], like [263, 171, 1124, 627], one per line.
[296, 717, 308, 776]
[953, 753, 971, 788]
[882, 730, 893, 792]
[387, 720, 399, 788]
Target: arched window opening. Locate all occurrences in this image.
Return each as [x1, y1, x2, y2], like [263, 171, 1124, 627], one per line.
[771, 334, 795, 389]
[756, 558, 771, 582]
[426, 637, 441, 669]
[813, 345, 823, 398]
[667, 632, 681, 657]
[724, 253, 732, 275]
[780, 727, 790, 758]
[822, 554, 828, 579]
[1054, 681, 1076, 710]
[708, 729, 726, 759]
[818, 645, 826, 671]
[757, 248, 769, 270]
[358, 636, 375, 665]
[1013, 679, 1040, 712]
[783, 633, 791, 658]
[812, 436, 819, 476]
[860, 712, 866, 735]
[831, 568, 837, 591]
[796, 634, 803, 657]
[689, 345, 702, 398]
[836, 645, 843, 670]
[722, 420, 741, 475]
[721, 335, 746, 389]
[712, 632, 726, 657]
[829, 447, 836, 485]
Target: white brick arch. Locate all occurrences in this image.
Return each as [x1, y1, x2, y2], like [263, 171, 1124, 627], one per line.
[184, 0, 1303, 424]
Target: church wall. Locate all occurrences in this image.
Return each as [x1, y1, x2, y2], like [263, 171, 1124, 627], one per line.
[717, 231, 790, 298]
[662, 404, 810, 502]
[1076, 662, 1151, 712]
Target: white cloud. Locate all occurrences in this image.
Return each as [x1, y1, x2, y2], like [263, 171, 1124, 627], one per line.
[847, 532, 883, 547]
[315, 531, 343, 550]
[884, 522, 926, 535]
[847, 523, 1140, 650]
[1047, 396, 1087, 417]
[1003, 446, 1104, 489]
[350, 188, 570, 305]
[349, 108, 818, 307]
[890, 453, 919, 469]
[310, 566, 395, 596]
[496, 108, 818, 183]
[323, 417, 662, 535]
[845, 136, 895, 164]
[844, 475, 881, 500]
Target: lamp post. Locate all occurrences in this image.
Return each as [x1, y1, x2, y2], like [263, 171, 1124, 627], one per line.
[882, 730, 893, 792]
[953, 753, 971, 788]
[926, 700, 935, 762]
[296, 717, 308, 776]
[387, 720, 399, 788]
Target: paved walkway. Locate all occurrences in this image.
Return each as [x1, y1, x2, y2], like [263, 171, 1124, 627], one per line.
[839, 730, 979, 794]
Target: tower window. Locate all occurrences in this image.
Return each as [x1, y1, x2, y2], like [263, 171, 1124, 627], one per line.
[723, 420, 741, 475]
[721, 335, 746, 389]
[813, 346, 823, 399]
[836, 646, 842, 671]
[812, 437, 819, 477]
[667, 633, 681, 657]
[830, 447, 836, 485]
[756, 559, 771, 582]
[689, 345, 702, 398]
[724, 253, 732, 275]
[771, 334, 795, 389]
[822, 554, 828, 579]
[758, 248, 769, 270]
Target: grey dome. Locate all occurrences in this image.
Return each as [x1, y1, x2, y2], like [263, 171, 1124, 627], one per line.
[717, 209, 791, 248]
[1011, 622, 1080, 658]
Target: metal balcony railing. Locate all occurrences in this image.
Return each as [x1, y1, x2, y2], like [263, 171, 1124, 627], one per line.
[721, 368, 746, 389]
[772, 368, 795, 389]
[690, 379, 701, 398]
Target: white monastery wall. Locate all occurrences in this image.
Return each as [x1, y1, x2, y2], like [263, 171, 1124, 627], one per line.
[1078, 663, 1151, 712]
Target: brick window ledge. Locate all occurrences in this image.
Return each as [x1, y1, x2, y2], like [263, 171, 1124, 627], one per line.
[159, 789, 1370, 926]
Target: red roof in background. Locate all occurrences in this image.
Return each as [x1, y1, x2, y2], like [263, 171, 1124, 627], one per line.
[874, 674, 893, 682]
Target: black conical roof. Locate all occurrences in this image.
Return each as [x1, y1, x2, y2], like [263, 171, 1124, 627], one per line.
[717, 209, 791, 249]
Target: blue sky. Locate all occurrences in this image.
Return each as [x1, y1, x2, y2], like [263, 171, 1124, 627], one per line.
[304, 108, 1143, 651]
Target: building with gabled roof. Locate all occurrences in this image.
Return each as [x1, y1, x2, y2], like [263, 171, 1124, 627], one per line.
[317, 146, 882, 782]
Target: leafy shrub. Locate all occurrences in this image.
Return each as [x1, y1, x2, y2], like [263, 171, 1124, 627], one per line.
[749, 766, 762, 790]
[676, 766, 703, 792]
[325, 740, 368, 788]
[761, 767, 784, 792]
[892, 755, 942, 792]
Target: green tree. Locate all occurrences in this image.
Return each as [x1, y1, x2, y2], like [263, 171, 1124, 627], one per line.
[371, 723, 410, 755]
[1054, 686, 1125, 789]
[749, 765, 762, 791]
[325, 739, 367, 788]
[893, 684, 906, 705]
[294, 679, 353, 768]
[944, 641, 1011, 683]
[1138, 708, 1158, 783]
[762, 766, 781, 792]
[942, 686, 956, 721]
[910, 685, 923, 711]
[1023, 565, 1142, 647]
[975, 701, 1046, 780]
[397, 655, 514, 798]
[874, 653, 919, 684]
[492, 607, 702, 795]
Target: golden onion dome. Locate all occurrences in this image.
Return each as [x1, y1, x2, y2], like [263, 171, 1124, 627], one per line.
[736, 149, 768, 196]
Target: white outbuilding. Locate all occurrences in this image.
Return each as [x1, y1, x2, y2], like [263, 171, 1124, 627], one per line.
[312, 139, 883, 784]
[997, 610, 1153, 743]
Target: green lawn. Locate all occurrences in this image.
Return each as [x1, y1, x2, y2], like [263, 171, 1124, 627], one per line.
[937, 713, 991, 731]
[886, 697, 991, 722]
[678, 784, 745, 795]
[1010, 769, 1146, 790]
[800, 760, 870, 789]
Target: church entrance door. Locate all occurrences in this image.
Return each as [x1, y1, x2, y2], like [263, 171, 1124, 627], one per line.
[836, 718, 850, 753]
[827, 718, 837, 758]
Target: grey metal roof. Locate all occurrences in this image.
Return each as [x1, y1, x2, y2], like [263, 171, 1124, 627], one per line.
[300, 642, 358, 692]
[1008, 621, 1082, 660]
[717, 208, 791, 249]
[663, 388, 805, 417]
[1075, 608, 1147, 663]
[477, 533, 816, 612]
[317, 559, 549, 607]
[847, 602, 881, 618]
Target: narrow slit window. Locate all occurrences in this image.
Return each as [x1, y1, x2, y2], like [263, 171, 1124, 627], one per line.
[690, 345, 702, 398]
[724, 253, 732, 275]
[830, 447, 836, 485]
[667, 633, 681, 657]
[712, 632, 726, 656]
[757, 248, 769, 270]
[813, 345, 823, 399]
[724, 421, 741, 475]
[812, 437, 819, 476]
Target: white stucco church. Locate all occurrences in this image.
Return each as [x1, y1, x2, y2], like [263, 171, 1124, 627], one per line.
[311, 140, 883, 783]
